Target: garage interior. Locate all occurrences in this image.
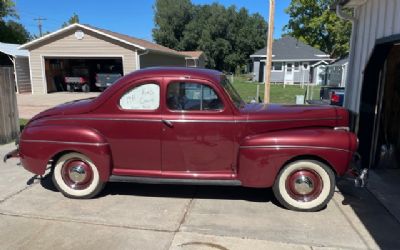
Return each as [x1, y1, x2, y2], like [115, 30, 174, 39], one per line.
[358, 41, 400, 170]
[44, 57, 123, 93]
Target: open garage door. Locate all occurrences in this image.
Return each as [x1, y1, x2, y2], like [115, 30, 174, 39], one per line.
[44, 57, 123, 93]
[358, 39, 400, 170]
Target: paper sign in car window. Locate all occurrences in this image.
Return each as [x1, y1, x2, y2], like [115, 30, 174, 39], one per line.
[120, 83, 160, 110]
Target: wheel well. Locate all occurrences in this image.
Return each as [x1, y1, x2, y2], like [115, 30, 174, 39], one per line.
[282, 155, 338, 176]
[49, 150, 77, 168]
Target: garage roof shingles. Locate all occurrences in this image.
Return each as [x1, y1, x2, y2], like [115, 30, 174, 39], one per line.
[251, 36, 329, 60]
[86, 25, 180, 55]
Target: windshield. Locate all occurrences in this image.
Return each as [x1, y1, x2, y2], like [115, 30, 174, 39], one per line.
[220, 77, 245, 109]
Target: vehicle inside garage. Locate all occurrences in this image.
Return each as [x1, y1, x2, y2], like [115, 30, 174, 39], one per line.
[44, 57, 123, 93]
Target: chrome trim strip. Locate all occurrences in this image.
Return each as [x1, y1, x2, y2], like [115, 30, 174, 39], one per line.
[21, 139, 108, 146]
[48, 117, 339, 124]
[239, 145, 350, 153]
[109, 175, 242, 186]
[169, 119, 236, 123]
[47, 117, 160, 122]
[242, 117, 340, 123]
[334, 126, 350, 131]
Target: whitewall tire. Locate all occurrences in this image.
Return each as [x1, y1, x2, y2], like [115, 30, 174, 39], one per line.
[52, 152, 105, 199]
[273, 160, 335, 212]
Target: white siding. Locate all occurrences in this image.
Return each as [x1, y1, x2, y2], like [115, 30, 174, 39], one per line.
[345, 0, 400, 112]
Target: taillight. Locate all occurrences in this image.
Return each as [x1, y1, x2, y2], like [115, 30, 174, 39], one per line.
[331, 92, 340, 104]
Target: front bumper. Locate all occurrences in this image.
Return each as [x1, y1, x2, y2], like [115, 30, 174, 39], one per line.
[344, 153, 369, 188]
[3, 148, 19, 163]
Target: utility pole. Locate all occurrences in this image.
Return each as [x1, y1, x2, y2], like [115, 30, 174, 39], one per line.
[264, 0, 275, 103]
[34, 17, 47, 37]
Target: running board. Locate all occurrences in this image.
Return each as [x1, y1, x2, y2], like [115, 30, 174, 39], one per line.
[109, 175, 242, 186]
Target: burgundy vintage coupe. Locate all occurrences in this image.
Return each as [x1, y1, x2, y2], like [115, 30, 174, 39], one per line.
[5, 67, 360, 211]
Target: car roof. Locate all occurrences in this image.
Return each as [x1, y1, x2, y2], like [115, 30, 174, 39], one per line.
[124, 67, 224, 83]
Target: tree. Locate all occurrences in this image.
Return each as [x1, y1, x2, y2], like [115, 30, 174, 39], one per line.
[62, 13, 80, 27]
[0, 0, 30, 43]
[284, 0, 351, 58]
[0, 21, 30, 43]
[153, 0, 193, 49]
[153, 0, 267, 72]
[0, 0, 17, 19]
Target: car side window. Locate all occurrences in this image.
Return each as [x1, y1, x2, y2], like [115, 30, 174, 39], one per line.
[167, 82, 223, 111]
[120, 83, 160, 110]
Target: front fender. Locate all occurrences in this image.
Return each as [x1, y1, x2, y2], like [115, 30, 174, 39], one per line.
[237, 128, 357, 188]
[19, 125, 112, 181]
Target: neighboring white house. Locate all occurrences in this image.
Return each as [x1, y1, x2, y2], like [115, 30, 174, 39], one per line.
[0, 42, 31, 93]
[335, 0, 400, 169]
[325, 56, 349, 87]
[250, 36, 332, 85]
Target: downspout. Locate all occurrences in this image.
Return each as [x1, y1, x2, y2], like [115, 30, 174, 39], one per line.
[136, 49, 149, 70]
[336, 2, 360, 132]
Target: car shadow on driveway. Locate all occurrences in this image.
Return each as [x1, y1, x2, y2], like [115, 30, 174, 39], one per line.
[37, 174, 278, 204]
[336, 180, 400, 250]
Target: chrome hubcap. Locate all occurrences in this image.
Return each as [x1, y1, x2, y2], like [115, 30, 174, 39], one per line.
[286, 169, 323, 202]
[61, 159, 93, 190]
[69, 165, 87, 183]
[293, 176, 314, 195]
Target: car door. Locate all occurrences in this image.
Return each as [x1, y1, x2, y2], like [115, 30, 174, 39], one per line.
[161, 77, 236, 179]
[101, 78, 162, 176]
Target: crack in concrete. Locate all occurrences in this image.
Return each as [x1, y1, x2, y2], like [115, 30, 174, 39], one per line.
[0, 177, 40, 204]
[0, 211, 175, 234]
[332, 194, 373, 249]
[166, 188, 197, 250]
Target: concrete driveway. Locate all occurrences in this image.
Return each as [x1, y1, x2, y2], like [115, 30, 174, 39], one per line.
[17, 93, 100, 119]
[1, 142, 400, 250]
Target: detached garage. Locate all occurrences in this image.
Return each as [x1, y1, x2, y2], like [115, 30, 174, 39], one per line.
[20, 23, 198, 94]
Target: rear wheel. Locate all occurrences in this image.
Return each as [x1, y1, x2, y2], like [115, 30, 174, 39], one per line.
[273, 160, 335, 212]
[52, 152, 105, 199]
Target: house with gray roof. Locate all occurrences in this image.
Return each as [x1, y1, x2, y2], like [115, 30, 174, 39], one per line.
[250, 36, 332, 85]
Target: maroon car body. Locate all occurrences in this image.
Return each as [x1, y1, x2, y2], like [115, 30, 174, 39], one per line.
[8, 67, 358, 211]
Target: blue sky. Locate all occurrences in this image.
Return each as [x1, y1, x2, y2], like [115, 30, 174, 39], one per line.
[15, 0, 290, 41]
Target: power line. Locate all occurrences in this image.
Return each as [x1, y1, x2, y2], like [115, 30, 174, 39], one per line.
[33, 17, 47, 37]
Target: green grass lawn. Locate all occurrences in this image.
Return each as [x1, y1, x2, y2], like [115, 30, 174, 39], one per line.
[20, 118, 29, 131]
[231, 76, 321, 104]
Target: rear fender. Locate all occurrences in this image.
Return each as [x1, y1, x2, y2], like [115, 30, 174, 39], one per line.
[19, 125, 112, 181]
[237, 128, 356, 188]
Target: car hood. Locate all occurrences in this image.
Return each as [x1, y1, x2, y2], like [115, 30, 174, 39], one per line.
[240, 103, 348, 127]
[30, 98, 96, 122]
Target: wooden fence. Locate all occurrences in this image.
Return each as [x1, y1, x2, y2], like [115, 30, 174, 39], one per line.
[0, 67, 20, 144]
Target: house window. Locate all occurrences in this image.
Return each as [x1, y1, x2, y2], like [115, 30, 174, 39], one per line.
[272, 62, 283, 71]
[294, 62, 300, 71]
[286, 63, 293, 72]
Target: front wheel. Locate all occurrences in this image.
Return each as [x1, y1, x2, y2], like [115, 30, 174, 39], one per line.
[52, 152, 105, 199]
[273, 160, 335, 212]
[82, 84, 90, 93]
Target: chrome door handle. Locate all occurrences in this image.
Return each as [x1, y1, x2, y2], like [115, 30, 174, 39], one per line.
[162, 119, 174, 128]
